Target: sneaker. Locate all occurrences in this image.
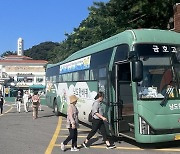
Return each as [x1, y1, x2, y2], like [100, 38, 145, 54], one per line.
[71, 147, 79, 151]
[61, 142, 65, 151]
[106, 144, 116, 149]
[82, 142, 88, 149]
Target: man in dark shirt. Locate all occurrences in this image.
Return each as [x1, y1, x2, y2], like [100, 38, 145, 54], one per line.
[0, 92, 4, 114]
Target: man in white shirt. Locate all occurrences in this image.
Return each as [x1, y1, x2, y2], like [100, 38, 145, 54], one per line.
[23, 91, 29, 112]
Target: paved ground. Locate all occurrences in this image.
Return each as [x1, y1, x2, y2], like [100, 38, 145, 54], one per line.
[1, 102, 180, 154]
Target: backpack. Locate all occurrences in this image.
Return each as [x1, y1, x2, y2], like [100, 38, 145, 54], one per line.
[88, 110, 93, 122]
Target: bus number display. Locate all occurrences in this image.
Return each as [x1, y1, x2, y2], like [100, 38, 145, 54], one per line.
[152, 45, 177, 53]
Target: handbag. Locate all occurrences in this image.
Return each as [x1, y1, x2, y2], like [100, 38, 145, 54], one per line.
[88, 110, 93, 122]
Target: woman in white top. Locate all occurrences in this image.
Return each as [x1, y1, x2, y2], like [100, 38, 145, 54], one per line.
[23, 91, 29, 112]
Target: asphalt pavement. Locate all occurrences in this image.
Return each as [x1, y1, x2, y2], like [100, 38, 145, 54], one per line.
[1, 102, 180, 154]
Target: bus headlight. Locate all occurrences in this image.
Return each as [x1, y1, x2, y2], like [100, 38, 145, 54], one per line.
[139, 116, 150, 135]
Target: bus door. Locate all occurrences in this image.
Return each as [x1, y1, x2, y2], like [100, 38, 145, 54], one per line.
[114, 61, 134, 136]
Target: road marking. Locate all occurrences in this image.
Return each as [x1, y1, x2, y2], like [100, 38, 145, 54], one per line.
[45, 116, 62, 154]
[54, 144, 180, 151]
[60, 128, 91, 131]
[0, 104, 13, 117]
[54, 144, 144, 150]
[59, 135, 98, 138]
[156, 148, 180, 152]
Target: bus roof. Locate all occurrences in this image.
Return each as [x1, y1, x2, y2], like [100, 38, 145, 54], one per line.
[47, 29, 180, 69]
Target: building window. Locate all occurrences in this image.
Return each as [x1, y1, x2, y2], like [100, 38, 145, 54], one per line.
[36, 77, 43, 83]
[26, 77, 34, 83]
[17, 77, 24, 82]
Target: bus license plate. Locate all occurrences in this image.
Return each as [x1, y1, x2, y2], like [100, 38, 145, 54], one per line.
[175, 134, 180, 140]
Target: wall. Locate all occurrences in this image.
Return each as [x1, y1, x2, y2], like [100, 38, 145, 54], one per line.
[174, 3, 180, 32]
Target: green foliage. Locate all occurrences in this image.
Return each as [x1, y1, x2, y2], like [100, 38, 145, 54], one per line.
[1, 51, 16, 57]
[1, 0, 179, 64]
[24, 42, 59, 61]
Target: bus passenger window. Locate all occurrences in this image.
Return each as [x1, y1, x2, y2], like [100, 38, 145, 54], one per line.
[90, 69, 98, 80]
[59, 75, 62, 82]
[73, 72, 79, 81]
[84, 70, 89, 80]
[67, 73, 72, 81]
[79, 71, 85, 81]
[62, 74, 68, 82]
[99, 67, 106, 78]
[99, 80, 107, 101]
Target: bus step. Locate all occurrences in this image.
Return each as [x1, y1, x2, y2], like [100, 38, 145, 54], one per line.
[118, 120, 130, 132]
[128, 123, 134, 132]
[119, 131, 135, 140]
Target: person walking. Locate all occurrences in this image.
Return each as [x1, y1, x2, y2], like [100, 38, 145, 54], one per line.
[82, 92, 116, 149]
[0, 92, 5, 114]
[31, 91, 40, 119]
[61, 95, 79, 152]
[16, 91, 22, 113]
[23, 91, 29, 112]
[38, 93, 42, 111]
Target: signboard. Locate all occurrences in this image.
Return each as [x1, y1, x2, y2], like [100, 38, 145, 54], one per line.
[59, 56, 91, 74]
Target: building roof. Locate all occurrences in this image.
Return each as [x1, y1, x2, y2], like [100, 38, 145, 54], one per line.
[0, 59, 48, 64]
[3, 55, 32, 60]
[0, 55, 48, 65]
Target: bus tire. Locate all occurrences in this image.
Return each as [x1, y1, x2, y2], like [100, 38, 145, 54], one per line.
[53, 99, 60, 116]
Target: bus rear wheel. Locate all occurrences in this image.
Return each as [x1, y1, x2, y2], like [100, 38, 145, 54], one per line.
[53, 99, 60, 116]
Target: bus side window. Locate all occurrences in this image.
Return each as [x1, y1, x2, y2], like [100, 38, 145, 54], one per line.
[79, 71, 85, 81]
[59, 75, 62, 82]
[84, 70, 89, 80]
[99, 67, 106, 78]
[73, 72, 79, 81]
[90, 69, 98, 80]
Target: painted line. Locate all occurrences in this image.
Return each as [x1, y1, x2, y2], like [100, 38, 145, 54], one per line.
[54, 143, 180, 151]
[54, 144, 144, 150]
[60, 128, 91, 131]
[45, 116, 62, 154]
[59, 135, 98, 138]
[156, 148, 180, 152]
[0, 104, 13, 117]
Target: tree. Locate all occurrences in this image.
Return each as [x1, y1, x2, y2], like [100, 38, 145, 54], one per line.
[1, 51, 16, 57]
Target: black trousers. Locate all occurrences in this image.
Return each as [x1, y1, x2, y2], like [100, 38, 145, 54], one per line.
[63, 128, 78, 147]
[0, 104, 3, 114]
[87, 118, 108, 141]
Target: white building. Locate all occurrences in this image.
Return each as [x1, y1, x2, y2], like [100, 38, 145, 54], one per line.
[0, 54, 48, 97]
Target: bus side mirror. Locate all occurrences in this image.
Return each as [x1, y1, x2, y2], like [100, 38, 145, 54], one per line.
[132, 60, 143, 82]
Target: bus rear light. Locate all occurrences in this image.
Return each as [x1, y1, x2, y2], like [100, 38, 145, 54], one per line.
[139, 116, 150, 135]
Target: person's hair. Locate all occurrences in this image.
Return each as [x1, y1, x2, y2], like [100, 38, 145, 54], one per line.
[34, 91, 38, 95]
[94, 91, 104, 100]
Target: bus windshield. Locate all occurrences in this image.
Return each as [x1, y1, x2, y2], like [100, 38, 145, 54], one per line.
[135, 44, 180, 100]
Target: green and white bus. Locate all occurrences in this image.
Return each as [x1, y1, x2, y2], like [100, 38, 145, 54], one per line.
[45, 29, 180, 143]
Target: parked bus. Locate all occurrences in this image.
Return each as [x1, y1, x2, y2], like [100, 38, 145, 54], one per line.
[45, 29, 180, 143]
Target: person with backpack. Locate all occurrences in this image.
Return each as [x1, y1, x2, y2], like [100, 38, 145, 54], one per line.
[31, 91, 40, 119]
[82, 92, 116, 149]
[0, 92, 5, 114]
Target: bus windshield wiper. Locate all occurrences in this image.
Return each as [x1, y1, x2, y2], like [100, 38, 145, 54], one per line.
[160, 86, 174, 107]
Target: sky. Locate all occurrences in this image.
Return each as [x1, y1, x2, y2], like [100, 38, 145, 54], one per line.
[0, 0, 109, 55]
